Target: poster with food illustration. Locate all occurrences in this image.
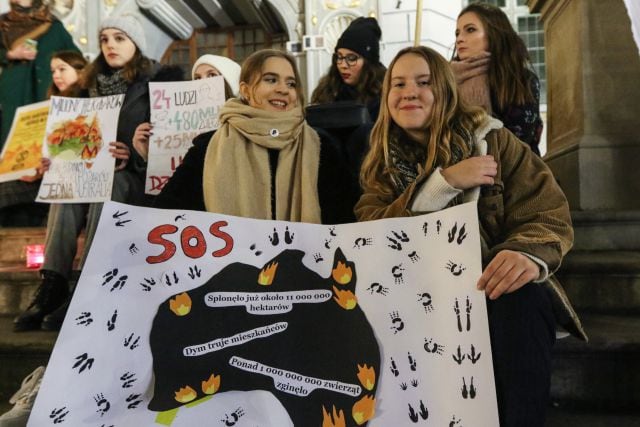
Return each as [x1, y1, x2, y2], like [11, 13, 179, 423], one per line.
[28, 201, 499, 426]
[0, 100, 49, 183]
[146, 77, 225, 195]
[36, 95, 124, 203]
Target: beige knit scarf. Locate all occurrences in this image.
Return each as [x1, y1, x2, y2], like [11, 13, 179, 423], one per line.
[203, 98, 322, 223]
[451, 52, 492, 114]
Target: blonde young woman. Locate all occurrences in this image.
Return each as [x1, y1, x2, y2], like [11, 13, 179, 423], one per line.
[155, 49, 358, 225]
[356, 46, 584, 427]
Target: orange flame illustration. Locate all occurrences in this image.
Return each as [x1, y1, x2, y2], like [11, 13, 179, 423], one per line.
[258, 262, 278, 286]
[81, 144, 99, 160]
[357, 364, 376, 391]
[201, 373, 221, 395]
[174, 385, 197, 403]
[169, 293, 192, 316]
[333, 285, 357, 310]
[352, 395, 376, 425]
[332, 261, 353, 285]
[322, 405, 346, 427]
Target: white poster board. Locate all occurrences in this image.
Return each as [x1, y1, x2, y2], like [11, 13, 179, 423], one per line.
[36, 95, 124, 203]
[146, 77, 225, 195]
[29, 201, 498, 426]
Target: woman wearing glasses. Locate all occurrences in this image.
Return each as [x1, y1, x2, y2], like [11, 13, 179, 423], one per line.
[311, 17, 386, 122]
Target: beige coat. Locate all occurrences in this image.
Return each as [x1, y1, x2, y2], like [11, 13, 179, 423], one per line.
[356, 121, 587, 341]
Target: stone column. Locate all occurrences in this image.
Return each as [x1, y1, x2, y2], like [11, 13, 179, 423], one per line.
[529, 0, 640, 211]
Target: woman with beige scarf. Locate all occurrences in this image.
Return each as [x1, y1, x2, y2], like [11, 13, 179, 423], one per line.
[155, 49, 358, 225]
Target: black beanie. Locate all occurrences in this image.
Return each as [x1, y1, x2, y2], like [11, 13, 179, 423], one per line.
[335, 17, 382, 64]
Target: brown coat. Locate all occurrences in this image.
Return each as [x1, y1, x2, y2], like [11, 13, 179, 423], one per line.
[356, 125, 587, 340]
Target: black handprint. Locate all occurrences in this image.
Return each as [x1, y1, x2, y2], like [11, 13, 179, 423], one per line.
[422, 222, 428, 235]
[120, 372, 136, 388]
[353, 237, 373, 248]
[445, 260, 466, 276]
[452, 345, 466, 365]
[417, 292, 433, 313]
[268, 228, 279, 246]
[75, 312, 93, 326]
[174, 214, 186, 221]
[408, 403, 419, 422]
[329, 226, 336, 237]
[468, 344, 482, 364]
[163, 271, 179, 286]
[126, 393, 143, 409]
[72, 353, 94, 373]
[408, 352, 417, 371]
[124, 333, 140, 350]
[223, 408, 245, 426]
[188, 265, 201, 279]
[469, 377, 477, 399]
[284, 226, 294, 244]
[418, 400, 429, 420]
[313, 253, 324, 263]
[107, 309, 118, 331]
[411, 379, 419, 388]
[392, 230, 410, 242]
[49, 407, 69, 424]
[249, 243, 262, 256]
[456, 223, 468, 244]
[101, 268, 118, 287]
[110, 275, 128, 292]
[400, 382, 408, 391]
[392, 264, 405, 285]
[366, 282, 389, 296]
[449, 415, 462, 427]
[389, 311, 404, 334]
[454, 298, 463, 332]
[139, 277, 156, 292]
[408, 251, 420, 263]
[448, 222, 457, 243]
[324, 238, 332, 249]
[386, 236, 402, 251]
[128, 243, 138, 254]
[94, 393, 111, 417]
[389, 357, 400, 377]
[423, 338, 445, 355]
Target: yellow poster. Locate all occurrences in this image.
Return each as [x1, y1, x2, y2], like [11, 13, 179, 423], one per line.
[0, 100, 50, 183]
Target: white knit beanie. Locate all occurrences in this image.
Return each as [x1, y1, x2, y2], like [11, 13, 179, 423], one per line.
[191, 54, 241, 96]
[99, 14, 146, 53]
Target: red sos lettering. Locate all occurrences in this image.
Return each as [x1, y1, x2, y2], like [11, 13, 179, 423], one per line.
[146, 221, 233, 264]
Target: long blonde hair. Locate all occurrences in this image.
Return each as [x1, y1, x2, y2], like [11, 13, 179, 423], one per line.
[360, 46, 486, 198]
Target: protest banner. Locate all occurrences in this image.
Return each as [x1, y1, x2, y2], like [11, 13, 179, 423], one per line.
[36, 95, 124, 203]
[0, 100, 49, 183]
[146, 77, 225, 195]
[29, 201, 499, 426]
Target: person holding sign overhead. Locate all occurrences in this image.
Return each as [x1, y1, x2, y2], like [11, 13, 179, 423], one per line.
[132, 53, 241, 163]
[355, 46, 584, 426]
[0, 50, 87, 226]
[154, 49, 358, 225]
[12, 14, 183, 332]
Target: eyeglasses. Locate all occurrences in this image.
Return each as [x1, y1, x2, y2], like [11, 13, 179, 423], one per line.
[333, 53, 361, 67]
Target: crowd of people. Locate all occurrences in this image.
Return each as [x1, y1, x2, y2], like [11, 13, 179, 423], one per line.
[0, 1, 583, 427]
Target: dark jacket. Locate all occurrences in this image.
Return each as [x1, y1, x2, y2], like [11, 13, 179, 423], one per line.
[154, 129, 359, 225]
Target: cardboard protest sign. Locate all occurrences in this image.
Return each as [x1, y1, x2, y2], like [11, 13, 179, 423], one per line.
[29, 201, 499, 426]
[0, 100, 49, 183]
[146, 77, 225, 195]
[36, 95, 124, 203]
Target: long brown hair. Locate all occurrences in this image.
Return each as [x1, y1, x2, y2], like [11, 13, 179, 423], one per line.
[454, 2, 535, 110]
[239, 49, 305, 107]
[360, 46, 486, 198]
[48, 50, 87, 97]
[81, 40, 152, 91]
[311, 56, 386, 105]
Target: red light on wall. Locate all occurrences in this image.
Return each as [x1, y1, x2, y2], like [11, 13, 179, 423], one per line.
[25, 244, 45, 269]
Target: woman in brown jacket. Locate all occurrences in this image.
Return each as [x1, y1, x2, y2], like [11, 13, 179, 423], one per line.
[356, 46, 581, 427]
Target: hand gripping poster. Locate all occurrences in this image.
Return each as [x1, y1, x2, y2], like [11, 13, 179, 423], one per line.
[146, 77, 225, 195]
[36, 95, 124, 203]
[28, 201, 499, 427]
[0, 100, 49, 183]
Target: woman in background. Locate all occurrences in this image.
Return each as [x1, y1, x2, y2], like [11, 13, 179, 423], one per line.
[451, 2, 543, 154]
[311, 17, 386, 122]
[357, 45, 582, 426]
[0, 50, 87, 227]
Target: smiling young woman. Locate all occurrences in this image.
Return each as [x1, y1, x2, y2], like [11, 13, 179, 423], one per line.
[357, 45, 583, 427]
[155, 49, 359, 226]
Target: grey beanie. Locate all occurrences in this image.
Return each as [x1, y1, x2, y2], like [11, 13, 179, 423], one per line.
[99, 14, 146, 53]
